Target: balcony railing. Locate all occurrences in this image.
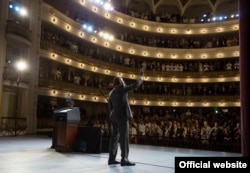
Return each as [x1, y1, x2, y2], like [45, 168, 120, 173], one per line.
[39, 78, 240, 102]
[40, 40, 239, 79]
[3, 66, 29, 84]
[6, 20, 32, 41]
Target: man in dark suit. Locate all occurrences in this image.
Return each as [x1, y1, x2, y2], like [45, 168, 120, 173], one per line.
[108, 69, 144, 166]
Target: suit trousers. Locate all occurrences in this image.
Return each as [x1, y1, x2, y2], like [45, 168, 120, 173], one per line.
[109, 119, 129, 161]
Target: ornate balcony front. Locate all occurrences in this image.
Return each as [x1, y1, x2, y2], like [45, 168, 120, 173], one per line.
[6, 20, 31, 42]
[38, 78, 240, 105]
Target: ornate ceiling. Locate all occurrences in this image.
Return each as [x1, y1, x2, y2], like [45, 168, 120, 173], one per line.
[113, 0, 238, 17]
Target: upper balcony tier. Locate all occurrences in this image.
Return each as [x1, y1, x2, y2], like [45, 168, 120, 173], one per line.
[72, 0, 239, 35]
[42, 3, 239, 60]
[40, 41, 239, 83]
[43, 0, 239, 35]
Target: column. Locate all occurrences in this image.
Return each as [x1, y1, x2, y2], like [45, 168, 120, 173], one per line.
[25, 0, 42, 134]
[0, 0, 9, 118]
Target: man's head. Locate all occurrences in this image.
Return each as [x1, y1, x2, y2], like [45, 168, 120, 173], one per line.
[113, 77, 125, 86]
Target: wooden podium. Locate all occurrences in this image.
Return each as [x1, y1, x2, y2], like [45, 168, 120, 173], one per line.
[54, 107, 80, 152]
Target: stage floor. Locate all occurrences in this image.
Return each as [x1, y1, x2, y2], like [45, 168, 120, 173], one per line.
[0, 135, 241, 173]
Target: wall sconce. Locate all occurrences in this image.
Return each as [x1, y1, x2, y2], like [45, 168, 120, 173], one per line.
[129, 49, 135, 54]
[104, 42, 109, 47]
[201, 29, 207, 33]
[51, 53, 56, 59]
[143, 51, 148, 56]
[105, 13, 110, 18]
[202, 54, 207, 59]
[66, 25, 70, 30]
[157, 53, 162, 58]
[187, 77, 192, 82]
[93, 7, 98, 12]
[130, 22, 135, 27]
[116, 46, 121, 51]
[80, 63, 85, 68]
[79, 32, 84, 37]
[92, 37, 97, 43]
[219, 102, 225, 106]
[157, 27, 162, 32]
[52, 17, 57, 23]
[65, 59, 71, 63]
[117, 18, 123, 23]
[217, 53, 223, 58]
[93, 67, 97, 71]
[217, 27, 222, 32]
[233, 25, 238, 30]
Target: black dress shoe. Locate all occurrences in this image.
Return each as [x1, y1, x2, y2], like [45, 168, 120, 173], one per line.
[108, 160, 120, 165]
[121, 161, 136, 166]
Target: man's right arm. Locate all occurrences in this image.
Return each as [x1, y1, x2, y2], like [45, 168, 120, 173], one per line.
[137, 68, 144, 86]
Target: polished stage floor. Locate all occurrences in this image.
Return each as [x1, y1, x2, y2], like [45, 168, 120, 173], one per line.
[0, 135, 241, 173]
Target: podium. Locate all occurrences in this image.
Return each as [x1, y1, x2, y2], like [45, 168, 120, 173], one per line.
[54, 107, 80, 152]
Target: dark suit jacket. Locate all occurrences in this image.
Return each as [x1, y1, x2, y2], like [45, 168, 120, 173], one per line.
[108, 78, 143, 121]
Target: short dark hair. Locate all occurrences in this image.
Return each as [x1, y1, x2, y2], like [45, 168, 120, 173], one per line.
[113, 77, 120, 86]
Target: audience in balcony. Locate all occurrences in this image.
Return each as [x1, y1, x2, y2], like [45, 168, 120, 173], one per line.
[40, 28, 240, 85]
[114, 4, 238, 24]
[118, 33, 239, 49]
[66, 5, 239, 49]
[55, 67, 62, 80]
[46, 63, 239, 97]
[41, 27, 239, 73]
[41, 26, 239, 52]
